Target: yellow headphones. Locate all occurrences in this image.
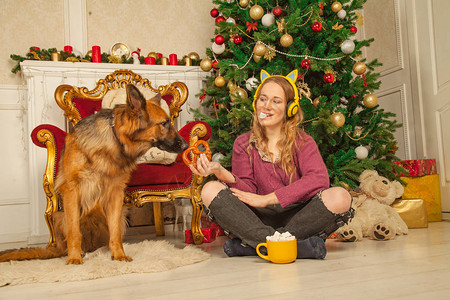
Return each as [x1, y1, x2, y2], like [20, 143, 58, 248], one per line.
[252, 69, 300, 118]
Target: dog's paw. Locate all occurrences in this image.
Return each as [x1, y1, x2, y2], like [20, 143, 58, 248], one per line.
[338, 229, 358, 242]
[372, 223, 394, 240]
[111, 255, 133, 262]
[66, 257, 83, 265]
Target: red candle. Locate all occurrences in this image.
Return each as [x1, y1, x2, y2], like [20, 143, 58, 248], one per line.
[64, 45, 73, 53]
[145, 56, 156, 65]
[156, 52, 163, 58]
[92, 45, 101, 63]
[169, 54, 177, 65]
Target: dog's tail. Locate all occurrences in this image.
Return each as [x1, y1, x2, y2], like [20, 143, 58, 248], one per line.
[0, 246, 65, 262]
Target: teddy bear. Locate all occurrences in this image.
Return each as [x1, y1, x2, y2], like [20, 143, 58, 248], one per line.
[336, 170, 408, 242]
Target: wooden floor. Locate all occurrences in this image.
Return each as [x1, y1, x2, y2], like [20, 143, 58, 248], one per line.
[1, 221, 450, 299]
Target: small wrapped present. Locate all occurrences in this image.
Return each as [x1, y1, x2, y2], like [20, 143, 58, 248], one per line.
[185, 227, 218, 244]
[210, 222, 225, 236]
[401, 174, 442, 222]
[391, 199, 428, 228]
[394, 159, 437, 177]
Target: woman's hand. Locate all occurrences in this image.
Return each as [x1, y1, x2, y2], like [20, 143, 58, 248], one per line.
[189, 153, 222, 177]
[230, 188, 279, 208]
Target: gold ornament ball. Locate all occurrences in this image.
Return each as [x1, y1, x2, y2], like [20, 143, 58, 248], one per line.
[215, 76, 226, 87]
[200, 58, 212, 72]
[330, 112, 345, 128]
[363, 94, 378, 108]
[280, 33, 293, 47]
[353, 61, 367, 75]
[230, 87, 248, 101]
[227, 80, 237, 91]
[253, 54, 262, 63]
[239, 0, 249, 7]
[254, 43, 266, 56]
[249, 5, 264, 20]
[147, 52, 158, 59]
[187, 52, 200, 61]
[331, 1, 343, 13]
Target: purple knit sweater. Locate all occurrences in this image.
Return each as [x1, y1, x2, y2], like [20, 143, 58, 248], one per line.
[226, 132, 330, 208]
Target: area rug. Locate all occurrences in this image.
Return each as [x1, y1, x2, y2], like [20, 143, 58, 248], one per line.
[0, 240, 210, 286]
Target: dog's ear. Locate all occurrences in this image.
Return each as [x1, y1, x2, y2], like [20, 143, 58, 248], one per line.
[126, 84, 146, 112]
[148, 93, 162, 106]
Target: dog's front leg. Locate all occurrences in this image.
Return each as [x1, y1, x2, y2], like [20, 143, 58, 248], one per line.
[106, 191, 132, 262]
[63, 189, 84, 264]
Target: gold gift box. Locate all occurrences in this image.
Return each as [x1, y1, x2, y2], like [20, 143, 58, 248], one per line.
[391, 199, 428, 228]
[401, 174, 442, 222]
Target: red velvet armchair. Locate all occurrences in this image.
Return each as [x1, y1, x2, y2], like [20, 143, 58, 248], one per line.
[31, 69, 211, 246]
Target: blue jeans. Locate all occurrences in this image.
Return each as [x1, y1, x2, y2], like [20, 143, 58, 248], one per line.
[205, 188, 353, 248]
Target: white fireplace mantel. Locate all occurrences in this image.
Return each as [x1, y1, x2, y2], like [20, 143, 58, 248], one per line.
[20, 60, 208, 245]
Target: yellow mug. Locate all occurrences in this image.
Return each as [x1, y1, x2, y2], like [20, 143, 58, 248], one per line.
[256, 239, 297, 264]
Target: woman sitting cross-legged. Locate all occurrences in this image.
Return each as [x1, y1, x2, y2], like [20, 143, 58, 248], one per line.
[189, 70, 354, 259]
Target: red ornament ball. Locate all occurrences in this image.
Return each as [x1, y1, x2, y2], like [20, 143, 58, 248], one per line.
[233, 36, 243, 45]
[272, 6, 283, 17]
[211, 60, 220, 70]
[350, 26, 357, 33]
[300, 58, 311, 70]
[210, 8, 219, 18]
[311, 21, 323, 32]
[215, 16, 226, 23]
[323, 73, 335, 84]
[215, 35, 225, 45]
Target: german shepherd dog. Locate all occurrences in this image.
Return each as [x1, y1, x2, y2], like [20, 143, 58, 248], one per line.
[0, 84, 188, 264]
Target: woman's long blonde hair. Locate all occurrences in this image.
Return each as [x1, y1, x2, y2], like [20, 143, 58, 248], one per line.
[249, 76, 304, 183]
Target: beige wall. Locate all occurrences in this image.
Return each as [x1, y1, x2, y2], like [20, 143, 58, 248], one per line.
[0, 0, 215, 85]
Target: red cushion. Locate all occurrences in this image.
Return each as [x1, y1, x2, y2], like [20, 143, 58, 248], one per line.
[72, 97, 102, 118]
[128, 161, 192, 187]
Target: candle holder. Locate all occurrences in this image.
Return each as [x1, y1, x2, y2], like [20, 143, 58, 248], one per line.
[51, 52, 62, 61]
[161, 57, 169, 65]
[145, 56, 156, 65]
[184, 57, 192, 66]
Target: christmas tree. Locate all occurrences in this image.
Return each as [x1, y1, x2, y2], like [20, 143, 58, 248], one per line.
[194, 0, 404, 189]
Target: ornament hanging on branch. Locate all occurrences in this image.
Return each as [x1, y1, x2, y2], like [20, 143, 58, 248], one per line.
[253, 42, 266, 56]
[227, 17, 236, 24]
[337, 9, 347, 19]
[239, 0, 249, 7]
[363, 94, 378, 108]
[355, 145, 369, 160]
[301, 58, 311, 70]
[249, 4, 264, 20]
[330, 112, 345, 127]
[272, 6, 283, 17]
[353, 61, 367, 75]
[323, 71, 336, 84]
[350, 26, 358, 33]
[311, 21, 323, 32]
[280, 33, 293, 47]
[211, 42, 225, 55]
[245, 76, 259, 91]
[215, 16, 226, 23]
[262, 13, 275, 27]
[341, 40, 355, 54]
[214, 35, 225, 45]
[233, 36, 243, 45]
[210, 8, 219, 18]
[200, 57, 212, 71]
[331, 1, 342, 13]
[215, 75, 226, 87]
[230, 87, 248, 102]
[212, 60, 219, 70]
